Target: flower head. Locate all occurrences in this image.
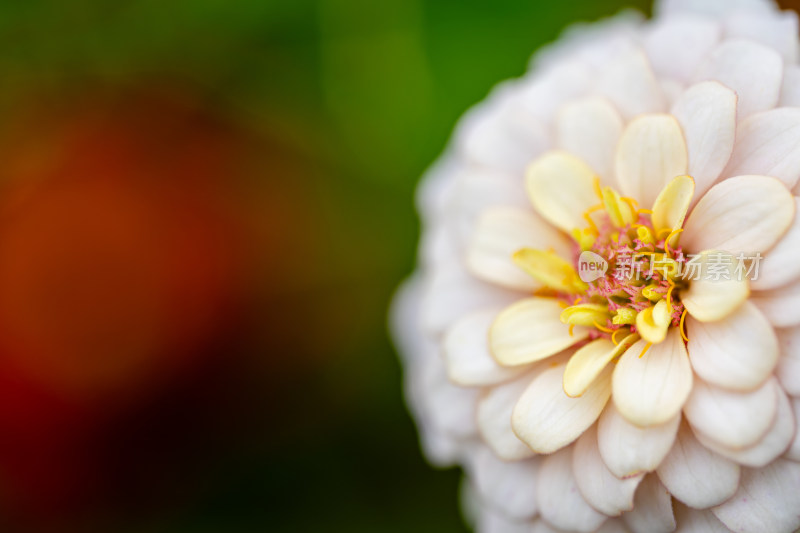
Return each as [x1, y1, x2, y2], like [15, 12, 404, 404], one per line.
[392, 0, 800, 531]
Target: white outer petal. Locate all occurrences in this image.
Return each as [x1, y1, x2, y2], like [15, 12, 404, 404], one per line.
[419, 221, 458, 270]
[622, 474, 676, 533]
[477, 371, 538, 461]
[644, 15, 721, 82]
[712, 459, 800, 533]
[656, 0, 777, 18]
[418, 343, 481, 440]
[573, 424, 643, 516]
[458, 85, 551, 174]
[519, 61, 593, 123]
[446, 167, 531, 246]
[752, 198, 800, 291]
[390, 276, 426, 366]
[421, 259, 520, 335]
[694, 386, 795, 468]
[681, 175, 796, 256]
[392, 279, 469, 467]
[670, 81, 736, 204]
[477, 506, 533, 533]
[751, 277, 800, 329]
[722, 108, 800, 189]
[659, 78, 685, 108]
[444, 309, 528, 386]
[656, 421, 740, 509]
[597, 402, 680, 479]
[467, 444, 540, 521]
[512, 363, 611, 454]
[779, 64, 800, 107]
[725, 9, 799, 63]
[614, 114, 688, 208]
[694, 39, 782, 120]
[686, 301, 779, 391]
[785, 396, 800, 461]
[674, 503, 732, 533]
[612, 331, 693, 427]
[415, 420, 464, 468]
[776, 326, 800, 396]
[684, 377, 779, 449]
[595, 519, 633, 533]
[556, 97, 623, 182]
[537, 446, 608, 533]
[529, 519, 563, 533]
[415, 155, 461, 226]
[531, 13, 642, 73]
[597, 48, 666, 120]
[466, 207, 572, 291]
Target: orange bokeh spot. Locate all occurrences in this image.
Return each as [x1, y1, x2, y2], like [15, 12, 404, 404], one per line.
[0, 88, 248, 401]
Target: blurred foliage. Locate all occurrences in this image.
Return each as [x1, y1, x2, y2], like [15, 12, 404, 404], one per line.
[0, 0, 657, 531]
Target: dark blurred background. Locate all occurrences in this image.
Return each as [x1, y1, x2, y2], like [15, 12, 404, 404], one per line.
[18, 0, 800, 531]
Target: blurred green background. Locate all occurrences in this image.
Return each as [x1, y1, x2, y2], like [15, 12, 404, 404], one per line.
[0, 1, 693, 531]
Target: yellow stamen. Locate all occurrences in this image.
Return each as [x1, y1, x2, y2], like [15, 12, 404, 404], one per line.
[592, 176, 603, 200]
[611, 328, 626, 346]
[638, 342, 653, 359]
[664, 228, 684, 257]
[593, 320, 615, 333]
[637, 208, 652, 215]
[583, 214, 599, 235]
[665, 281, 676, 312]
[621, 196, 638, 211]
[569, 324, 576, 337]
[679, 309, 690, 342]
[582, 206, 601, 235]
[656, 227, 673, 239]
[654, 255, 681, 279]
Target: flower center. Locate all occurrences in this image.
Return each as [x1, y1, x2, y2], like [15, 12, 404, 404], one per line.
[515, 178, 692, 350]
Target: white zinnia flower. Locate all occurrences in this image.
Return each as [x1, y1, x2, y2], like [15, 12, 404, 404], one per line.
[391, 0, 800, 531]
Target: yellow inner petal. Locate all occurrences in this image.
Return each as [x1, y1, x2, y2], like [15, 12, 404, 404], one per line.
[563, 333, 639, 397]
[525, 151, 599, 233]
[680, 250, 750, 322]
[513, 248, 588, 294]
[635, 299, 672, 344]
[612, 308, 637, 325]
[651, 175, 695, 248]
[571, 228, 597, 251]
[636, 225, 655, 246]
[601, 186, 636, 227]
[560, 303, 611, 327]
